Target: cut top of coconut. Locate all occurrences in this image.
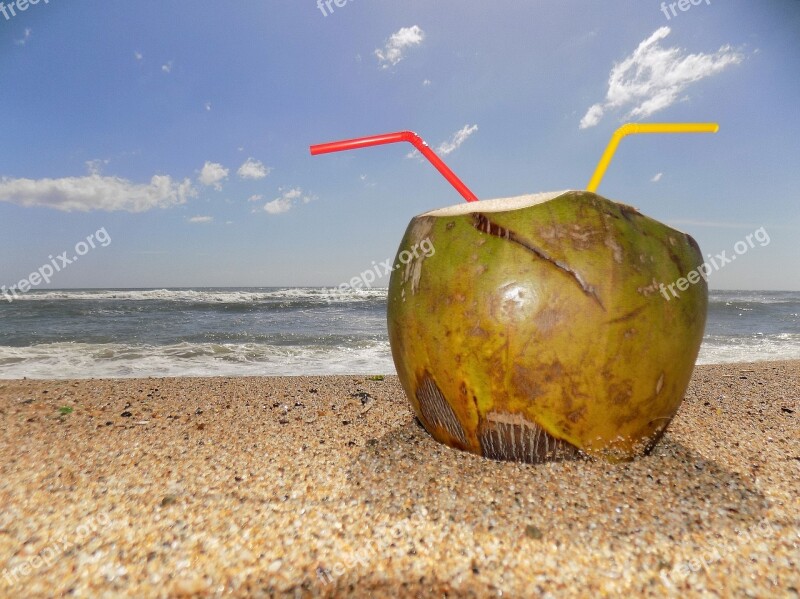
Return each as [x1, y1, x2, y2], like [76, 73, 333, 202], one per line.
[421, 190, 573, 217]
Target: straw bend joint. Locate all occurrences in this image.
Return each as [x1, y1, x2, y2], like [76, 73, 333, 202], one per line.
[587, 122, 719, 193]
[309, 130, 480, 202]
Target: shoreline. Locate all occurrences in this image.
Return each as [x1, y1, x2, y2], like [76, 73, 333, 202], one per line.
[1, 360, 798, 596]
[1, 357, 798, 382]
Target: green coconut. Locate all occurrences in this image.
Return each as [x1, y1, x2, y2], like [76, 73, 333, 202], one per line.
[387, 190, 707, 463]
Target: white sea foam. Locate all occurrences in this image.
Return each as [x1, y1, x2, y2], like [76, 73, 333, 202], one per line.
[0, 341, 395, 379]
[1, 334, 798, 379]
[11, 288, 389, 303]
[710, 295, 799, 306]
[696, 333, 800, 365]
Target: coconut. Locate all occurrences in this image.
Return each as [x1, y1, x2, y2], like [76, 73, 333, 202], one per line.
[387, 190, 707, 463]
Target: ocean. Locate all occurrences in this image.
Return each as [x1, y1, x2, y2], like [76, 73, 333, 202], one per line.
[0, 288, 798, 379]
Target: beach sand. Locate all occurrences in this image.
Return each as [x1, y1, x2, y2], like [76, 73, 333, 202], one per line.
[0, 361, 798, 597]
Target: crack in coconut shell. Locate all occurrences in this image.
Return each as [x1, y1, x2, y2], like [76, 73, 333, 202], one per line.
[606, 304, 647, 324]
[471, 213, 605, 310]
[478, 411, 582, 464]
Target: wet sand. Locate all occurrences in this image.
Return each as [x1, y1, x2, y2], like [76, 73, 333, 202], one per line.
[0, 361, 798, 597]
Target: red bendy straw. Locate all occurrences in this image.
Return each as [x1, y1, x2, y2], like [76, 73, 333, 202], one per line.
[309, 131, 479, 203]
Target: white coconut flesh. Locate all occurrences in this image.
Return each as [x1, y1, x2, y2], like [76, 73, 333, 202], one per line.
[421, 190, 572, 217]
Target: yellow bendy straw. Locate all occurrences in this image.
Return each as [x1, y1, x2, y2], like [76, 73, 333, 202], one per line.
[587, 122, 719, 193]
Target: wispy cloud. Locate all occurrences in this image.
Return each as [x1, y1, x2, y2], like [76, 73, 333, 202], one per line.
[0, 174, 196, 213]
[375, 25, 425, 69]
[651, 172, 663, 183]
[161, 61, 173, 74]
[580, 105, 605, 130]
[438, 124, 478, 155]
[14, 28, 32, 46]
[198, 161, 229, 190]
[247, 194, 263, 203]
[406, 124, 479, 160]
[188, 215, 213, 224]
[263, 188, 313, 215]
[134, 51, 143, 61]
[237, 158, 271, 180]
[667, 219, 784, 230]
[204, 101, 212, 111]
[85, 159, 109, 176]
[360, 174, 376, 188]
[580, 27, 743, 129]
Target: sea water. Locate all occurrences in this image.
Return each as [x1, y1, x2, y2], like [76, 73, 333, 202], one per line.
[0, 288, 797, 379]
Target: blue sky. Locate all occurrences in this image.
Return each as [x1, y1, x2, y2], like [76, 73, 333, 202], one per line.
[1, 0, 798, 290]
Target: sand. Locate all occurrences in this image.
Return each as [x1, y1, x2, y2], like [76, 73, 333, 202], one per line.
[0, 361, 798, 598]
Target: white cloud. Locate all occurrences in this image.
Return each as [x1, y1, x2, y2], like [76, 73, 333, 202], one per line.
[0, 174, 196, 213]
[198, 161, 229, 190]
[580, 27, 743, 129]
[237, 158, 271, 180]
[264, 198, 291, 215]
[422, 79, 432, 86]
[204, 102, 212, 111]
[14, 28, 32, 46]
[85, 159, 109, 176]
[651, 172, 663, 183]
[375, 25, 425, 68]
[263, 188, 313, 215]
[162, 61, 173, 74]
[437, 124, 478, 155]
[134, 51, 143, 61]
[188, 215, 213, 224]
[247, 194, 263, 203]
[405, 125, 479, 161]
[579, 104, 605, 129]
[359, 174, 376, 188]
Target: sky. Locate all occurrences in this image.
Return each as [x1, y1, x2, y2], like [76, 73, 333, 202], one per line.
[1, 0, 798, 290]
